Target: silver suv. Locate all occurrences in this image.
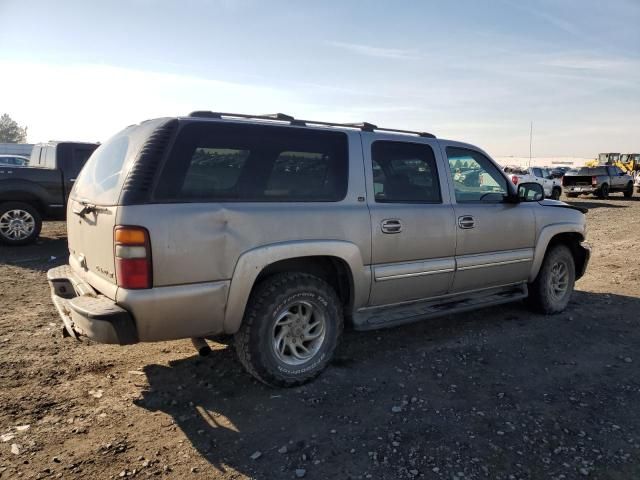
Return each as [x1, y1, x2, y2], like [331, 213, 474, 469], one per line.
[48, 112, 590, 387]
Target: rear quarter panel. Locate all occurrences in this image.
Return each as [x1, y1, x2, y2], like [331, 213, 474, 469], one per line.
[116, 129, 371, 288]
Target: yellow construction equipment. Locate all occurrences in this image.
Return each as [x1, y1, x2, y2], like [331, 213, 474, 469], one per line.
[620, 153, 640, 175]
[594, 152, 640, 176]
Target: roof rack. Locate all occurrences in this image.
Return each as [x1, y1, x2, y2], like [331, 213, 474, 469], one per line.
[187, 111, 436, 138]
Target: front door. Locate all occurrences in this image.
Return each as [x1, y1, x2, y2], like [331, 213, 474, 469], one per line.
[443, 145, 536, 293]
[364, 135, 456, 306]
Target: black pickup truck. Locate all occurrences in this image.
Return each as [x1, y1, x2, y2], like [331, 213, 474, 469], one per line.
[0, 141, 98, 245]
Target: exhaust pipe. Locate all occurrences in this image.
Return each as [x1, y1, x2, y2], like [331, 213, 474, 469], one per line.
[191, 337, 212, 356]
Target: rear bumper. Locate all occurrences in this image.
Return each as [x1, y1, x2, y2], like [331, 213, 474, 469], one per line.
[47, 265, 138, 345]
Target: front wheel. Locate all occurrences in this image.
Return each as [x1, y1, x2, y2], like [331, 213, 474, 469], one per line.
[234, 273, 343, 387]
[528, 244, 576, 314]
[0, 201, 42, 245]
[623, 182, 634, 198]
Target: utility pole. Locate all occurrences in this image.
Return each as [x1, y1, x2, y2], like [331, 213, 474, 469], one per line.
[529, 121, 533, 168]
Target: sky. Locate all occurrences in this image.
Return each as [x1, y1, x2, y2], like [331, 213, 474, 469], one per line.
[0, 0, 638, 157]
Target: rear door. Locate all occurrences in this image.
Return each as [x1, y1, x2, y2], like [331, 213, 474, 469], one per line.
[363, 134, 456, 306]
[443, 144, 536, 293]
[532, 167, 551, 196]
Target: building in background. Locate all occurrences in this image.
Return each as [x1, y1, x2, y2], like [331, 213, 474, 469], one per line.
[0, 143, 33, 157]
[495, 157, 594, 169]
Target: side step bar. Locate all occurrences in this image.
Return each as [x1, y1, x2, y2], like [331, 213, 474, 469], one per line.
[352, 284, 528, 330]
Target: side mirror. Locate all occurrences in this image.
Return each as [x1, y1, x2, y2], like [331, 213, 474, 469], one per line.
[517, 182, 544, 202]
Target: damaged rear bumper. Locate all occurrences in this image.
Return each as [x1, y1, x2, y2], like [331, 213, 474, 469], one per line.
[47, 265, 138, 345]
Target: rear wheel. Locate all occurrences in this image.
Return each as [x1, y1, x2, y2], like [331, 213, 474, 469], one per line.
[234, 273, 343, 387]
[0, 201, 42, 246]
[623, 182, 634, 198]
[551, 187, 561, 200]
[597, 183, 609, 199]
[528, 244, 575, 314]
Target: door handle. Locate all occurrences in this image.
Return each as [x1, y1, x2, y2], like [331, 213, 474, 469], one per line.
[457, 215, 475, 229]
[381, 219, 403, 234]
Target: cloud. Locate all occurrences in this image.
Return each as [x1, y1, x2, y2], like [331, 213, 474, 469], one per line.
[326, 41, 421, 60]
[540, 54, 636, 71]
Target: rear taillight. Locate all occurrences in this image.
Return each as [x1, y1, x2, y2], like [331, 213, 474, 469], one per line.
[592, 176, 597, 187]
[114, 226, 152, 289]
[511, 175, 519, 185]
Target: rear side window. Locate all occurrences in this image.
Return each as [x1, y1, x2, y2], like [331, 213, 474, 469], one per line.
[371, 141, 441, 203]
[72, 135, 130, 204]
[155, 122, 348, 202]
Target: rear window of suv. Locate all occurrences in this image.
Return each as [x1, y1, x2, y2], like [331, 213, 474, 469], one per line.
[155, 122, 348, 202]
[72, 134, 130, 204]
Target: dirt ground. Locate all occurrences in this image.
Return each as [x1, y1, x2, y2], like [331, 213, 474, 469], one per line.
[1, 195, 639, 480]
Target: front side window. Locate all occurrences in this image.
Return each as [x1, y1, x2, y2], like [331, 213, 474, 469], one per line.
[533, 168, 543, 178]
[446, 147, 508, 203]
[371, 141, 441, 203]
[156, 123, 348, 202]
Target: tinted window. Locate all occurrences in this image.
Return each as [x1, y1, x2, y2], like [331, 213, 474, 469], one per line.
[447, 147, 508, 203]
[371, 141, 440, 203]
[66, 146, 98, 178]
[533, 168, 543, 177]
[156, 122, 348, 202]
[181, 148, 249, 198]
[72, 134, 131, 204]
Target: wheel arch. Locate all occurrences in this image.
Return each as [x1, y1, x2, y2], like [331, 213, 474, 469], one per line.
[223, 240, 371, 333]
[529, 225, 588, 282]
[0, 191, 46, 214]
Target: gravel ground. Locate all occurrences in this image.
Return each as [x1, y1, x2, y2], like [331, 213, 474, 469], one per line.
[1, 195, 639, 480]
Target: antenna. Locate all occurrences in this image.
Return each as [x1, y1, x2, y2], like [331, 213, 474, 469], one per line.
[529, 121, 533, 168]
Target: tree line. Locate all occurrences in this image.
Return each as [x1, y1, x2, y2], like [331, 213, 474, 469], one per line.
[0, 113, 28, 143]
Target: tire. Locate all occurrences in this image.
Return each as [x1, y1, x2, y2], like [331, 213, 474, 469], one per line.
[597, 183, 609, 199]
[566, 193, 578, 198]
[551, 187, 561, 200]
[623, 182, 634, 198]
[234, 273, 343, 387]
[528, 244, 575, 314]
[0, 201, 42, 246]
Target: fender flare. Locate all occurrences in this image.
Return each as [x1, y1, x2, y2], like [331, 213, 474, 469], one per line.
[528, 223, 585, 282]
[0, 180, 52, 210]
[223, 240, 371, 333]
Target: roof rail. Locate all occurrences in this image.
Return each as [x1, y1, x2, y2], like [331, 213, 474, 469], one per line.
[187, 111, 436, 138]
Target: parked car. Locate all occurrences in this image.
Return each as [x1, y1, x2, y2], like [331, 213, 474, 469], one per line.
[549, 167, 569, 178]
[563, 165, 634, 199]
[0, 154, 30, 167]
[0, 141, 98, 245]
[504, 166, 563, 199]
[48, 112, 590, 387]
